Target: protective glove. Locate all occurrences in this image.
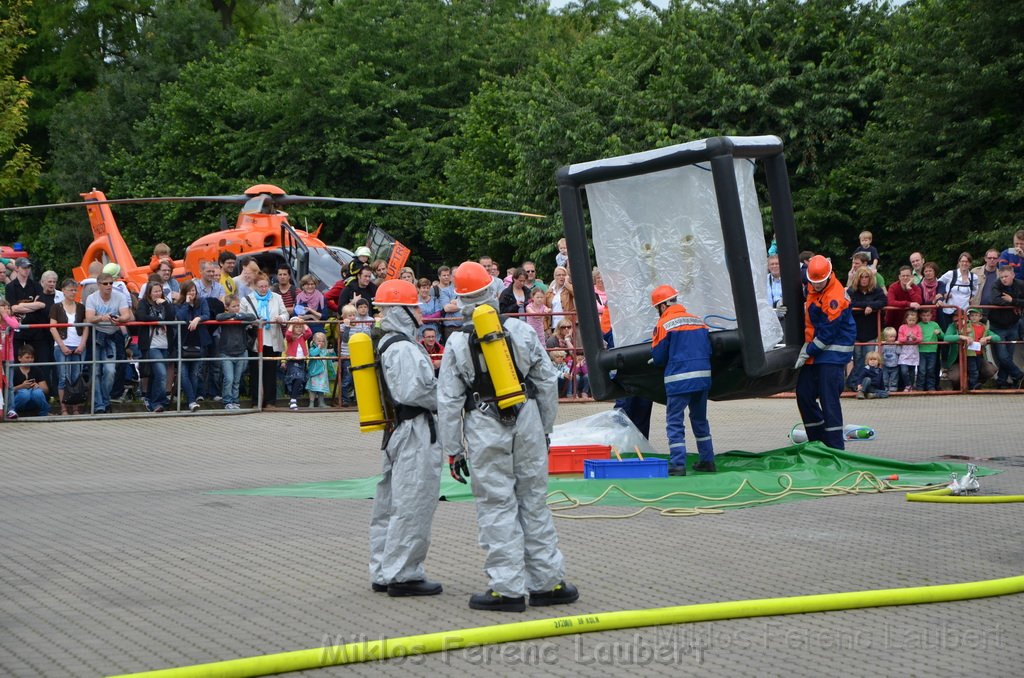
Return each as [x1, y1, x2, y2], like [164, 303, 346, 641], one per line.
[794, 342, 809, 369]
[775, 305, 787, 319]
[448, 453, 470, 484]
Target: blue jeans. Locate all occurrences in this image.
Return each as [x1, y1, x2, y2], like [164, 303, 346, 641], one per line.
[899, 364, 917, 391]
[53, 345, 84, 391]
[179, 356, 201, 405]
[796, 363, 846, 450]
[858, 377, 888, 398]
[340, 360, 354, 404]
[882, 366, 899, 392]
[145, 347, 169, 410]
[220, 354, 247, 405]
[13, 386, 50, 416]
[849, 344, 870, 388]
[916, 352, 939, 391]
[111, 332, 127, 399]
[665, 389, 713, 468]
[201, 344, 222, 398]
[990, 322, 1024, 385]
[91, 332, 120, 412]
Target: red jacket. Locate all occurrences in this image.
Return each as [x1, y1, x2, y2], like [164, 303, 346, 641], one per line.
[885, 282, 922, 329]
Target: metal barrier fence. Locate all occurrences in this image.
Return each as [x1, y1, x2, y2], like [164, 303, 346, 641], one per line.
[6, 304, 1019, 419]
[854, 304, 1024, 393]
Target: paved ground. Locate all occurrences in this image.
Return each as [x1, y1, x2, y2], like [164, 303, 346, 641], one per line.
[1, 395, 1022, 676]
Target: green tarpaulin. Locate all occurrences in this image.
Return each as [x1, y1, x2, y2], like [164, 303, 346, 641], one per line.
[214, 442, 996, 513]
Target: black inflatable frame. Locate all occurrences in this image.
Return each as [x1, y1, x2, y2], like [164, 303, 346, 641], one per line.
[555, 135, 804, 403]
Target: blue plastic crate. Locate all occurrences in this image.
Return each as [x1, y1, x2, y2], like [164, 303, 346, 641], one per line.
[584, 458, 668, 479]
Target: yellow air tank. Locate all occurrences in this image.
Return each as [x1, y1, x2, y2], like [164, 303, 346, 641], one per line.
[472, 304, 526, 409]
[349, 333, 387, 432]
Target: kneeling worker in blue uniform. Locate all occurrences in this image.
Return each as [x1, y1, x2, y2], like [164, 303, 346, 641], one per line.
[794, 255, 856, 450]
[650, 285, 715, 476]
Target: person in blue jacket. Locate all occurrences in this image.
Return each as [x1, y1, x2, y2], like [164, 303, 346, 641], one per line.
[650, 284, 714, 476]
[794, 256, 856, 450]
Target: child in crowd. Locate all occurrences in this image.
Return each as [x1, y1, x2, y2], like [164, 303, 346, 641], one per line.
[525, 287, 550, 343]
[305, 331, 336, 408]
[351, 298, 374, 337]
[575, 356, 590, 398]
[854, 351, 888, 399]
[147, 242, 172, 272]
[555, 237, 568, 269]
[853, 230, 879, 271]
[345, 246, 371, 283]
[550, 350, 572, 397]
[283, 318, 312, 410]
[916, 308, 943, 391]
[945, 307, 999, 390]
[216, 294, 256, 410]
[881, 326, 900, 393]
[337, 304, 357, 406]
[294, 274, 326, 335]
[898, 309, 922, 391]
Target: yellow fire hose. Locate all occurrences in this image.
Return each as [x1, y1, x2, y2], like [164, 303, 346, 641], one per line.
[112, 573, 1024, 678]
[906, 487, 1024, 503]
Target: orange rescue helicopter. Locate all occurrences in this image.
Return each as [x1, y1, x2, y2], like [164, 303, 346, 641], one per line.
[0, 184, 544, 297]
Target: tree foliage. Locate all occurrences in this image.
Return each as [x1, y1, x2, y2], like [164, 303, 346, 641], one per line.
[837, 0, 1024, 268]
[0, 0, 41, 198]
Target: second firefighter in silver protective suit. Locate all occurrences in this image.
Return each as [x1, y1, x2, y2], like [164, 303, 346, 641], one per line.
[368, 280, 443, 597]
[437, 261, 578, 612]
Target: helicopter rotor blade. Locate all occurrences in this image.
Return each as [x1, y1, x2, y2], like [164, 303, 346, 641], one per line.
[272, 195, 545, 219]
[0, 194, 546, 218]
[0, 196, 251, 213]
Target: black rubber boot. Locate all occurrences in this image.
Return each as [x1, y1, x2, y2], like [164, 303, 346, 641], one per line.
[668, 465, 687, 476]
[387, 579, 443, 597]
[693, 461, 717, 473]
[371, 583, 388, 593]
[529, 581, 579, 607]
[469, 590, 526, 612]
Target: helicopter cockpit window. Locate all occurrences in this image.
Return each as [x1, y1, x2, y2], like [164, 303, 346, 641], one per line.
[586, 159, 783, 352]
[241, 195, 272, 214]
[307, 246, 353, 292]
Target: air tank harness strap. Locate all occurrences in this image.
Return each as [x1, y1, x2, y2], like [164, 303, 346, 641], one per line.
[377, 334, 437, 449]
[463, 324, 534, 426]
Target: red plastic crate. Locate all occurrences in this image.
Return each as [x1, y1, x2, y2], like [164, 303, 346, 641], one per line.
[548, 444, 612, 474]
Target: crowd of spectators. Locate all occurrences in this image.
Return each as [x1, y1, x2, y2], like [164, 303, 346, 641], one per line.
[792, 229, 1024, 399]
[5, 227, 1022, 419]
[0, 244, 596, 419]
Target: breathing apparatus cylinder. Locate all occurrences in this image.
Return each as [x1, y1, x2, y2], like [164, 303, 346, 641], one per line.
[472, 304, 526, 409]
[349, 333, 387, 432]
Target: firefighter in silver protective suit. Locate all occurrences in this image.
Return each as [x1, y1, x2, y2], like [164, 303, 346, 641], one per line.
[368, 279, 443, 597]
[437, 261, 578, 612]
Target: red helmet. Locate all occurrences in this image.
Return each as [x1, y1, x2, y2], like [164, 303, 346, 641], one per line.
[454, 261, 493, 296]
[806, 255, 832, 284]
[374, 279, 417, 306]
[650, 284, 678, 307]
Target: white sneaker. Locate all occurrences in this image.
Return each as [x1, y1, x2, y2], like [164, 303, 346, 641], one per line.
[6, 410, 17, 420]
[195, 396, 205, 403]
[289, 399, 298, 410]
[213, 395, 223, 402]
[189, 402, 200, 412]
